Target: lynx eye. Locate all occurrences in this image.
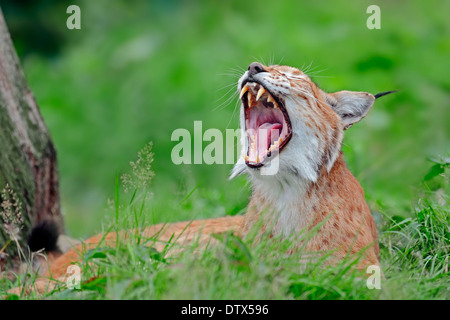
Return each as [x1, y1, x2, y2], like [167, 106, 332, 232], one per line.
[287, 75, 304, 80]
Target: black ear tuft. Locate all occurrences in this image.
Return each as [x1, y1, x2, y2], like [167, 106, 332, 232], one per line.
[27, 220, 60, 252]
[374, 90, 398, 99]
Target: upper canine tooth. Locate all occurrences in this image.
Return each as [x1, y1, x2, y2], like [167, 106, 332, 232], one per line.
[256, 87, 266, 101]
[239, 85, 249, 99]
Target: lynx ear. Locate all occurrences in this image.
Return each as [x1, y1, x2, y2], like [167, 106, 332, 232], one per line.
[325, 91, 375, 130]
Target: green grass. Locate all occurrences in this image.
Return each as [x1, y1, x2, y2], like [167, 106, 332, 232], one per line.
[2, 191, 448, 300]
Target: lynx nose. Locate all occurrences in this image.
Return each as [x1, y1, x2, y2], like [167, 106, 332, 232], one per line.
[248, 62, 265, 76]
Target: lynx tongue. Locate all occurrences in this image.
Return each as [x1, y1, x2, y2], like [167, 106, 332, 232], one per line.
[248, 122, 282, 164]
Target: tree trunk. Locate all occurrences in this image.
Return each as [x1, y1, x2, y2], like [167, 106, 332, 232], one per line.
[0, 9, 62, 266]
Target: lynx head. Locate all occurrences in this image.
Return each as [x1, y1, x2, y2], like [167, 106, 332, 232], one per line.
[231, 62, 377, 184]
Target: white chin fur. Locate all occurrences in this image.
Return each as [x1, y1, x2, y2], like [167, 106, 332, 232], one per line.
[229, 157, 247, 180]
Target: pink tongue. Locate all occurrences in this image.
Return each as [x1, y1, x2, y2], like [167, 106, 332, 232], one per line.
[248, 122, 282, 163]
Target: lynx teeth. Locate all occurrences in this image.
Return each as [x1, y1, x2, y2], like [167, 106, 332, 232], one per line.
[239, 85, 249, 99]
[267, 95, 278, 108]
[256, 87, 266, 101]
[247, 91, 255, 107]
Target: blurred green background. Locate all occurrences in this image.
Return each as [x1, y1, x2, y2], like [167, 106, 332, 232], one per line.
[1, 0, 448, 238]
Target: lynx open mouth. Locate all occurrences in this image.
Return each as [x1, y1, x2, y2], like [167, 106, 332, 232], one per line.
[240, 81, 292, 168]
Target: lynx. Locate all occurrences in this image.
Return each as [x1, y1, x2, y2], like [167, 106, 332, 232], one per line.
[12, 62, 394, 294]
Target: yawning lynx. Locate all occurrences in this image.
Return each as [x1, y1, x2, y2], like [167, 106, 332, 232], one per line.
[231, 62, 386, 266]
[13, 62, 393, 294]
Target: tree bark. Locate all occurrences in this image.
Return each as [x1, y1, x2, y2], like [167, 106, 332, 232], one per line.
[0, 8, 62, 266]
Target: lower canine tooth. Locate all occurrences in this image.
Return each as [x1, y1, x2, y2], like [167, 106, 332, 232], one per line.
[247, 91, 253, 107]
[267, 95, 277, 107]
